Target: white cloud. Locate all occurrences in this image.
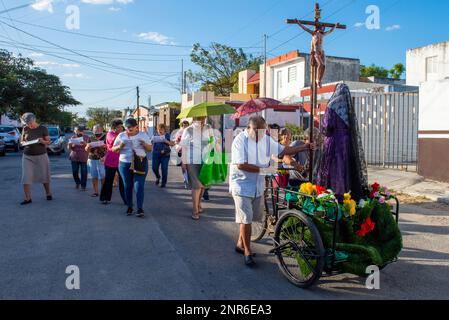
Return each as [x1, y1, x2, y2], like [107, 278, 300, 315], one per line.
[62, 73, 89, 79]
[31, 0, 54, 13]
[109, 7, 121, 12]
[354, 22, 365, 28]
[386, 24, 401, 32]
[138, 32, 175, 45]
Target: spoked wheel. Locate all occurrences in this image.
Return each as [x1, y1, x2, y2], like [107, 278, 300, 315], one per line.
[251, 194, 269, 242]
[272, 210, 325, 288]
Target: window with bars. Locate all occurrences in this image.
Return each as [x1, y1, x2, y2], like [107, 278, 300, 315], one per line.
[288, 66, 297, 83]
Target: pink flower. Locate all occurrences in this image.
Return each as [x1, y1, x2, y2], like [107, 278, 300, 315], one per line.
[379, 197, 385, 204]
[374, 192, 379, 198]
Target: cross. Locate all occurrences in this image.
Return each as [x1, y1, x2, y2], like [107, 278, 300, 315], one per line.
[286, 2, 346, 182]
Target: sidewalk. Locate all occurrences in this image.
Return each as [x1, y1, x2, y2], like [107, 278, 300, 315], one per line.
[368, 167, 449, 204]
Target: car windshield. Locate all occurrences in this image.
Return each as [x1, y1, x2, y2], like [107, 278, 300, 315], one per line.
[0, 127, 15, 133]
[48, 128, 59, 136]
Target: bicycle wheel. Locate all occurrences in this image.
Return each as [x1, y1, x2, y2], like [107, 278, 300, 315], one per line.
[251, 195, 269, 242]
[273, 210, 325, 288]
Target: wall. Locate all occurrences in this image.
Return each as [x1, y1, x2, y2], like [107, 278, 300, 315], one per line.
[418, 79, 449, 182]
[238, 70, 256, 94]
[270, 58, 306, 102]
[407, 41, 449, 86]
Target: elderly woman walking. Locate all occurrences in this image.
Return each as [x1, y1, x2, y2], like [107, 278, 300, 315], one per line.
[112, 118, 152, 218]
[100, 119, 126, 205]
[179, 117, 216, 220]
[152, 123, 174, 188]
[68, 127, 89, 191]
[19, 113, 53, 205]
[85, 125, 107, 197]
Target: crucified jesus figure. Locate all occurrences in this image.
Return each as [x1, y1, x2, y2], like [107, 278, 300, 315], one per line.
[297, 23, 339, 87]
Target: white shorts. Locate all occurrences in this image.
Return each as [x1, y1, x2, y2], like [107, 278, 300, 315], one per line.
[233, 195, 264, 225]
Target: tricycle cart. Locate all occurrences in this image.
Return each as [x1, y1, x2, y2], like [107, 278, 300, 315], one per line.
[251, 174, 401, 288]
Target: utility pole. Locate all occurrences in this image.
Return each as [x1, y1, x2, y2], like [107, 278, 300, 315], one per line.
[181, 59, 184, 94]
[263, 34, 267, 98]
[286, 2, 346, 181]
[136, 86, 140, 129]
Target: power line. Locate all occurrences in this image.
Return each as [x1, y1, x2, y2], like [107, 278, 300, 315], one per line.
[0, 21, 182, 81]
[0, 16, 263, 50]
[0, 2, 31, 15]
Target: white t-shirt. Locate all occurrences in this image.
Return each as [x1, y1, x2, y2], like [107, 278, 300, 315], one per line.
[229, 130, 285, 198]
[113, 132, 151, 163]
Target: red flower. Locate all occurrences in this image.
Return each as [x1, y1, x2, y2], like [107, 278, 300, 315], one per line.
[356, 217, 376, 237]
[371, 182, 380, 192]
[315, 185, 326, 195]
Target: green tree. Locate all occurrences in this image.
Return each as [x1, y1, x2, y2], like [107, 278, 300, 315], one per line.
[0, 49, 80, 123]
[188, 42, 262, 96]
[389, 63, 405, 79]
[360, 64, 390, 78]
[86, 107, 122, 129]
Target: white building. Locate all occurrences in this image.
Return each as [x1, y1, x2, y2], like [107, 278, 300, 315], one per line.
[407, 40, 449, 182]
[406, 40, 449, 86]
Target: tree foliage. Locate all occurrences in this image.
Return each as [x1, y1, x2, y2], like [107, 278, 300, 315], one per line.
[360, 63, 405, 79]
[86, 107, 122, 129]
[0, 49, 80, 125]
[389, 63, 405, 79]
[188, 42, 262, 96]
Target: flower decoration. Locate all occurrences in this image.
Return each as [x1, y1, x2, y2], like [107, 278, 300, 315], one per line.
[300, 182, 315, 195]
[356, 217, 376, 237]
[315, 185, 327, 195]
[343, 193, 357, 217]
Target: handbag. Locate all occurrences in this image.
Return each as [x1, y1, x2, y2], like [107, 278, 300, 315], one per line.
[198, 149, 228, 187]
[130, 151, 147, 175]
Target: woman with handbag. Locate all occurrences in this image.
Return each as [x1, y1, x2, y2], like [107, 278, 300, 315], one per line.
[151, 123, 174, 188]
[112, 118, 152, 218]
[179, 117, 215, 220]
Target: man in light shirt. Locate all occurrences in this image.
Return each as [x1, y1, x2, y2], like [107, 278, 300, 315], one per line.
[230, 116, 313, 267]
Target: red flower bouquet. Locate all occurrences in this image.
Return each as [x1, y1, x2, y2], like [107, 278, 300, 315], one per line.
[356, 217, 376, 237]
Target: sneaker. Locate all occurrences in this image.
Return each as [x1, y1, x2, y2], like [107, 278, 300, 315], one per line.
[136, 209, 145, 218]
[160, 184, 166, 188]
[126, 207, 134, 216]
[155, 179, 160, 186]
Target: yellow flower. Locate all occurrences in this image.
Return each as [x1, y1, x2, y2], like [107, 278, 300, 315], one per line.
[300, 182, 315, 195]
[344, 193, 351, 201]
[343, 198, 357, 217]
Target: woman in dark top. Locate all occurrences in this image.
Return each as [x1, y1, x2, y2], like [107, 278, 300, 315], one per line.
[19, 113, 53, 205]
[151, 123, 174, 188]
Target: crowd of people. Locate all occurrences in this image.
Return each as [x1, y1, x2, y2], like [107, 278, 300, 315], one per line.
[19, 83, 361, 269]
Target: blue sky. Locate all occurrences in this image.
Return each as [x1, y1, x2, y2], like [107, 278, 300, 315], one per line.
[0, 0, 448, 116]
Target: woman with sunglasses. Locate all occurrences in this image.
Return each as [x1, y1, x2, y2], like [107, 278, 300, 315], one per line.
[112, 118, 152, 218]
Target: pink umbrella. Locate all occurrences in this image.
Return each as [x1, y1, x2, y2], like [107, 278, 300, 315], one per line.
[231, 98, 282, 119]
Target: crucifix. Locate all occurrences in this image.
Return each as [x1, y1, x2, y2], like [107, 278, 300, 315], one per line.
[286, 2, 346, 181]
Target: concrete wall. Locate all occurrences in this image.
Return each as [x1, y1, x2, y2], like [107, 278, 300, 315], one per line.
[407, 41, 449, 86]
[181, 91, 219, 109]
[238, 70, 256, 94]
[418, 79, 449, 182]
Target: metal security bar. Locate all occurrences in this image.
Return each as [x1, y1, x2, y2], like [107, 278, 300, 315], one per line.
[354, 92, 419, 171]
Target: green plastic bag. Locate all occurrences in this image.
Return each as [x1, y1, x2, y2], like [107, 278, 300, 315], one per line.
[198, 151, 228, 187]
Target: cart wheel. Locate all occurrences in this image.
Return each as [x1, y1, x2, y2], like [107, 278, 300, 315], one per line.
[251, 194, 269, 242]
[273, 210, 324, 288]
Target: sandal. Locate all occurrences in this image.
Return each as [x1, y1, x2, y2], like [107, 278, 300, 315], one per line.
[91, 193, 99, 197]
[235, 247, 256, 257]
[191, 212, 200, 220]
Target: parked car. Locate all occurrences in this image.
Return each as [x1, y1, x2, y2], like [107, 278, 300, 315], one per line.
[0, 138, 6, 156]
[0, 125, 20, 152]
[45, 126, 66, 155]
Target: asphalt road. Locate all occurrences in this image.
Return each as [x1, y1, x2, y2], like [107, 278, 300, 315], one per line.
[0, 151, 448, 299]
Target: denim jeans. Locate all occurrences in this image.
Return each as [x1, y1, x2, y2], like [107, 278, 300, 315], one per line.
[71, 161, 88, 188]
[118, 160, 148, 210]
[152, 153, 170, 186]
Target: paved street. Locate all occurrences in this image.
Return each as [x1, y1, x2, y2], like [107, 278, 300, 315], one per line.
[1, 151, 448, 300]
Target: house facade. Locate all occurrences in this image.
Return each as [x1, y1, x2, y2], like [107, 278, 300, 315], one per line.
[407, 40, 449, 182]
[156, 102, 181, 132]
